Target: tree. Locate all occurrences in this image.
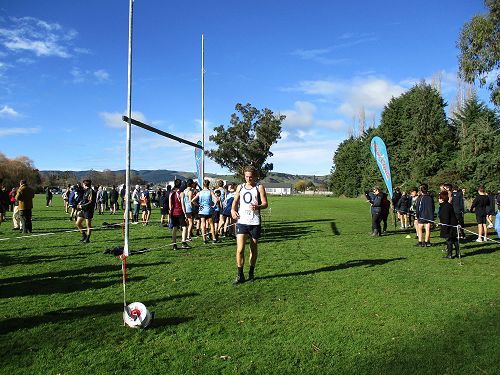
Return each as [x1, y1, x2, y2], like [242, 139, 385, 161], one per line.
[0, 153, 42, 190]
[207, 103, 285, 179]
[451, 94, 499, 191]
[329, 137, 365, 197]
[293, 180, 307, 192]
[378, 82, 453, 184]
[457, 0, 500, 106]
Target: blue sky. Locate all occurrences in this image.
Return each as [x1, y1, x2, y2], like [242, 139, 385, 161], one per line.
[0, 0, 491, 176]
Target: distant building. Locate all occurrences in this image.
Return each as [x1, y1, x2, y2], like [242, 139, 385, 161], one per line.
[264, 183, 292, 195]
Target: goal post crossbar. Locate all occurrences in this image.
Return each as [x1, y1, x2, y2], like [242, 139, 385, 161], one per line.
[122, 115, 204, 150]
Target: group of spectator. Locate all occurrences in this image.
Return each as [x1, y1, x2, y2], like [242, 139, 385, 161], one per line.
[1, 166, 270, 285]
[367, 183, 500, 257]
[0, 178, 35, 233]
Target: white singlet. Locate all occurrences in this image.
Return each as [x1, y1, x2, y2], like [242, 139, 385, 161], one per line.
[237, 184, 260, 225]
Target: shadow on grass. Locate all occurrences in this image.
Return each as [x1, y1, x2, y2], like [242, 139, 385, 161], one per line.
[260, 257, 406, 280]
[0, 275, 147, 298]
[0, 253, 88, 267]
[0, 292, 198, 335]
[261, 222, 321, 243]
[0, 261, 170, 285]
[330, 221, 340, 235]
[462, 241, 500, 258]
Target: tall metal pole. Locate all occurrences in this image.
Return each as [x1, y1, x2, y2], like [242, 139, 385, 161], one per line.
[124, 0, 134, 258]
[201, 33, 205, 183]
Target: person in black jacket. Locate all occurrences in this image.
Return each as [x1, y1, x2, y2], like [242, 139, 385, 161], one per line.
[416, 184, 435, 247]
[76, 179, 96, 243]
[366, 186, 383, 236]
[470, 186, 490, 242]
[451, 185, 465, 238]
[392, 187, 402, 223]
[438, 191, 460, 259]
[397, 191, 411, 229]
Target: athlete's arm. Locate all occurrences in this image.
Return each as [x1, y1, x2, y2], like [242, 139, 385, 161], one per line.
[180, 191, 186, 215]
[231, 185, 242, 220]
[256, 184, 268, 210]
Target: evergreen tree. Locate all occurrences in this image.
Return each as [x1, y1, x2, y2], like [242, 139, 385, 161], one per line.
[451, 95, 499, 191]
[207, 103, 285, 179]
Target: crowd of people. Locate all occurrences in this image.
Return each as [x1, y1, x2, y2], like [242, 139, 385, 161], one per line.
[0, 166, 269, 284]
[366, 183, 500, 258]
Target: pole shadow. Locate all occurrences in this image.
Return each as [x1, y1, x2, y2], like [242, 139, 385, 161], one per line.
[330, 222, 340, 235]
[259, 257, 407, 280]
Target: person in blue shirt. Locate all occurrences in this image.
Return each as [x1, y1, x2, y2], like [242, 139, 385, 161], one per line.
[191, 179, 219, 244]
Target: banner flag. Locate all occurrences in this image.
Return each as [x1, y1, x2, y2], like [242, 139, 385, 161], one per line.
[370, 136, 393, 199]
[195, 140, 203, 187]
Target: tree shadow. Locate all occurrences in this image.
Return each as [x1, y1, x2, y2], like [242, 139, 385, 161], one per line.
[0, 292, 198, 335]
[0, 253, 88, 266]
[0, 261, 170, 285]
[0, 275, 147, 298]
[259, 258, 407, 280]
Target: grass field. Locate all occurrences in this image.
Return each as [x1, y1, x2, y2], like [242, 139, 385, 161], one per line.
[0, 194, 499, 375]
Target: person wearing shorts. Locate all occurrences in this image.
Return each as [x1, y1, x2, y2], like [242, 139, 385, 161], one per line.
[231, 166, 268, 284]
[140, 185, 151, 225]
[169, 179, 190, 250]
[76, 179, 96, 243]
[158, 188, 169, 227]
[191, 179, 219, 244]
[470, 186, 490, 242]
[416, 184, 434, 247]
[182, 179, 194, 240]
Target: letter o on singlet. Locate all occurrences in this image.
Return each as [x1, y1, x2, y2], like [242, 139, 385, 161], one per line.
[243, 192, 253, 204]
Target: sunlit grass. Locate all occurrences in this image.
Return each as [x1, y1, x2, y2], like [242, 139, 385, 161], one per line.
[0, 195, 498, 374]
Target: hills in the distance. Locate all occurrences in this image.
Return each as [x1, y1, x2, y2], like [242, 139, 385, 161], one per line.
[41, 169, 328, 187]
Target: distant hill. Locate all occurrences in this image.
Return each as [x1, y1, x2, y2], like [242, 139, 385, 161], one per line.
[40, 169, 329, 187]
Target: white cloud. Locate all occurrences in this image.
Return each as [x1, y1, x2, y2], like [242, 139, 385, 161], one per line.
[291, 80, 343, 95]
[291, 48, 349, 65]
[269, 138, 341, 175]
[282, 101, 316, 128]
[93, 69, 110, 82]
[289, 76, 405, 117]
[0, 127, 39, 137]
[100, 111, 148, 129]
[71, 68, 111, 84]
[0, 105, 20, 118]
[71, 67, 84, 83]
[316, 119, 345, 129]
[291, 33, 376, 65]
[0, 17, 77, 58]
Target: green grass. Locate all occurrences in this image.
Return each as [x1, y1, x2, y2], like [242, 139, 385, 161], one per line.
[0, 195, 499, 374]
